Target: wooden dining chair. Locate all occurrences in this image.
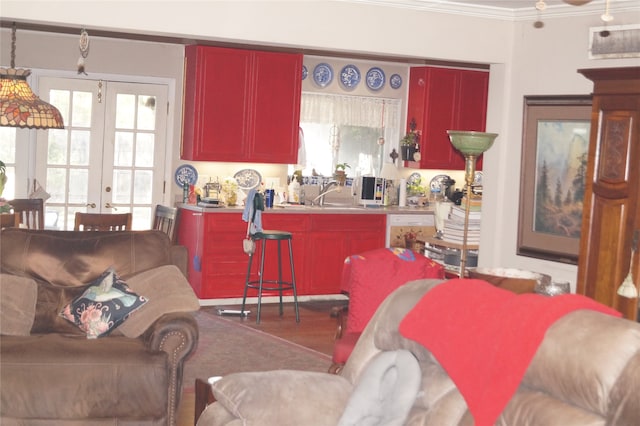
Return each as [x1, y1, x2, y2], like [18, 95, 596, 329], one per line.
[0, 212, 20, 229]
[74, 212, 132, 231]
[153, 204, 180, 243]
[9, 198, 45, 229]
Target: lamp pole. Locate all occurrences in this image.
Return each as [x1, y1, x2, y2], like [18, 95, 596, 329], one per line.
[447, 131, 498, 278]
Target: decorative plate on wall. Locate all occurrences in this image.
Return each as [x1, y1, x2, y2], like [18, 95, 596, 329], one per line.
[339, 64, 361, 89]
[302, 65, 308, 80]
[174, 164, 198, 187]
[430, 174, 450, 191]
[234, 168, 262, 190]
[313, 63, 333, 88]
[366, 67, 385, 91]
[390, 74, 403, 89]
[474, 171, 483, 186]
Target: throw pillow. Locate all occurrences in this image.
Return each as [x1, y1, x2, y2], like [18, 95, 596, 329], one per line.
[0, 274, 38, 336]
[59, 267, 148, 339]
[338, 349, 422, 426]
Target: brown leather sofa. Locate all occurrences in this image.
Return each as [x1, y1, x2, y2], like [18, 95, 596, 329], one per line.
[197, 278, 640, 426]
[0, 228, 200, 426]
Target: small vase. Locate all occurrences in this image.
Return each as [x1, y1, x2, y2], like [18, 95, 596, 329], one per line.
[401, 146, 417, 161]
[334, 171, 347, 186]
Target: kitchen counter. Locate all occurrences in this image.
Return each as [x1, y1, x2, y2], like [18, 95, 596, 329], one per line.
[179, 203, 434, 215]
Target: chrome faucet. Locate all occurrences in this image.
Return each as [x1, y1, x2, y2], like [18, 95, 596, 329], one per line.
[312, 180, 341, 206]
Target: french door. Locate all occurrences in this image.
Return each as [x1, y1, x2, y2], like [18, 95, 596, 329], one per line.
[36, 77, 168, 230]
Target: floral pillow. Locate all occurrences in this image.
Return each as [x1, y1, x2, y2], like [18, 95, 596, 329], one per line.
[60, 267, 148, 339]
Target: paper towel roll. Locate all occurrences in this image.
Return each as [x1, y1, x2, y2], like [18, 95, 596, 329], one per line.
[399, 179, 407, 207]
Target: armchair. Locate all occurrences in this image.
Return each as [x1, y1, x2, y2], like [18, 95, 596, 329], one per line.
[330, 247, 444, 373]
[197, 278, 640, 426]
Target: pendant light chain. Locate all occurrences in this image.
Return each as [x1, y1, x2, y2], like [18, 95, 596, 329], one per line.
[10, 23, 16, 69]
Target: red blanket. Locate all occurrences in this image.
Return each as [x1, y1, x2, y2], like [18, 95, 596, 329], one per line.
[399, 279, 621, 426]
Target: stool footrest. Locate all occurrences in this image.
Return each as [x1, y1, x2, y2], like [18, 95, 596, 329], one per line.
[246, 280, 295, 292]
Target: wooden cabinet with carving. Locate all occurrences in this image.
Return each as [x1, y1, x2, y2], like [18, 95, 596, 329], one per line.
[576, 67, 640, 321]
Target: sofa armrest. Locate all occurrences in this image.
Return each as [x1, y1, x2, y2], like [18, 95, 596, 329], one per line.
[142, 312, 199, 426]
[170, 245, 189, 278]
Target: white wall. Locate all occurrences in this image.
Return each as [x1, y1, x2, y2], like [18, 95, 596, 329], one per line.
[2, 0, 639, 288]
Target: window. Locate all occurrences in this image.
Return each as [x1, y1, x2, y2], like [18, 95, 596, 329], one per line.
[298, 93, 401, 178]
[0, 127, 17, 200]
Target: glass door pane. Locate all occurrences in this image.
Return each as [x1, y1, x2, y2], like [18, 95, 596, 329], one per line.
[36, 78, 168, 230]
[103, 82, 167, 230]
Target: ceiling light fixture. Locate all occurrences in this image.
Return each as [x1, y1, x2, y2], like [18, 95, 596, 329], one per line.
[0, 23, 65, 129]
[601, 0, 614, 22]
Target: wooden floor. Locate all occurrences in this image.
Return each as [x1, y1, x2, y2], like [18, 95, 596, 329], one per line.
[177, 301, 342, 426]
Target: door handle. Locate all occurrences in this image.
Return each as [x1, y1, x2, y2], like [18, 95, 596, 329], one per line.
[86, 203, 96, 208]
[104, 203, 117, 211]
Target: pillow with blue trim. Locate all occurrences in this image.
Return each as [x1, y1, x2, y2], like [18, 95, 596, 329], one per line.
[60, 267, 148, 339]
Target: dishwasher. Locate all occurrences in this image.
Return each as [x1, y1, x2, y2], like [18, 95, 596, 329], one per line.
[386, 213, 434, 252]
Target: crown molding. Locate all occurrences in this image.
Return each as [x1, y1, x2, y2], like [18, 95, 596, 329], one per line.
[337, 0, 639, 21]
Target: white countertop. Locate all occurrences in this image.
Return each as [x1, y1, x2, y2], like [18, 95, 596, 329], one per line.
[179, 203, 433, 215]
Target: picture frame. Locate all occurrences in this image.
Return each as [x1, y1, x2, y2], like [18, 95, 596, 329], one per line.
[517, 95, 592, 264]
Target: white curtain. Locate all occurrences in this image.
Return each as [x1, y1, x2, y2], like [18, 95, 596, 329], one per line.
[300, 93, 401, 130]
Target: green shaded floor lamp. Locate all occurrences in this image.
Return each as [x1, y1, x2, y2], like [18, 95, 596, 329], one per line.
[447, 131, 498, 277]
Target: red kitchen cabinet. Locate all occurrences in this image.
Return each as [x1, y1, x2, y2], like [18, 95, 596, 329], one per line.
[306, 214, 386, 295]
[182, 45, 302, 163]
[251, 213, 309, 297]
[405, 66, 489, 170]
[178, 209, 248, 299]
[178, 209, 386, 298]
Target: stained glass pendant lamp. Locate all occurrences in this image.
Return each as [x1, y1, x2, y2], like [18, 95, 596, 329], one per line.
[447, 130, 498, 276]
[0, 23, 64, 129]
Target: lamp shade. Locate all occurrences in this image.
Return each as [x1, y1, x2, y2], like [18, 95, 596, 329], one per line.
[0, 68, 65, 129]
[447, 131, 498, 156]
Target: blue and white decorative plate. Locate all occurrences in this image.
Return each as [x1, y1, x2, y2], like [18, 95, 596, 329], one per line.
[174, 164, 198, 187]
[474, 171, 483, 186]
[366, 67, 385, 91]
[313, 63, 333, 88]
[430, 174, 450, 191]
[339, 64, 361, 89]
[234, 168, 262, 190]
[390, 73, 403, 89]
[302, 65, 308, 80]
[408, 172, 422, 186]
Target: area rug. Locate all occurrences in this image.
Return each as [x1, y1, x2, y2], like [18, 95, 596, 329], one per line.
[182, 309, 332, 392]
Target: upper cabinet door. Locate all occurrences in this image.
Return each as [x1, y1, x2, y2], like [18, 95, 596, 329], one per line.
[182, 46, 251, 161]
[181, 45, 301, 163]
[405, 66, 489, 170]
[249, 51, 302, 163]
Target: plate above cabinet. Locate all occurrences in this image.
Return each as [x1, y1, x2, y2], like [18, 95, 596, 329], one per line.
[313, 63, 334, 88]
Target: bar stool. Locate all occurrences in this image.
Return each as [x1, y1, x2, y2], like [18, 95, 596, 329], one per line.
[242, 230, 300, 324]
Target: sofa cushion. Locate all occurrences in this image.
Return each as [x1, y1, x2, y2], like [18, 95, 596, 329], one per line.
[0, 334, 168, 421]
[0, 229, 173, 334]
[0, 274, 37, 336]
[60, 267, 148, 338]
[210, 370, 352, 426]
[117, 264, 200, 338]
[341, 248, 444, 334]
[0, 229, 173, 286]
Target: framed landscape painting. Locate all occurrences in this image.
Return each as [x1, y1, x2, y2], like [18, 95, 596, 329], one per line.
[517, 95, 592, 264]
